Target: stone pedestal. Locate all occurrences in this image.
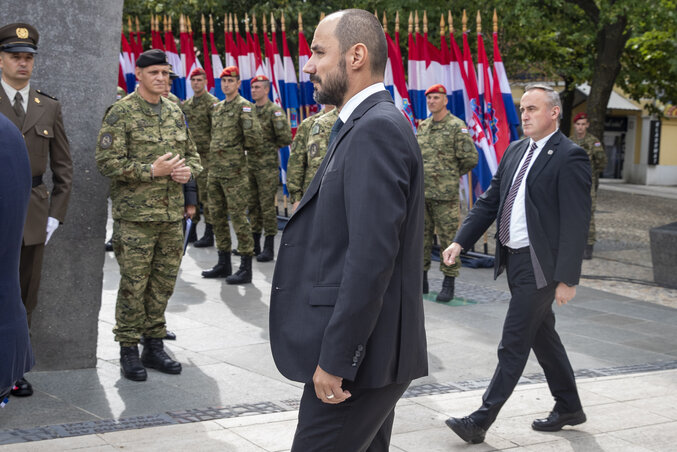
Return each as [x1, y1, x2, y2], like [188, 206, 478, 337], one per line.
[4, 1, 123, 369]
[650, 222, 677, 289]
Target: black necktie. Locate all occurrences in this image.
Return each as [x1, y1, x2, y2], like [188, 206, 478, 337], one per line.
[498, 141, 538, 246]
[13, 92, 26, 126]
[328, 118, 344, 147]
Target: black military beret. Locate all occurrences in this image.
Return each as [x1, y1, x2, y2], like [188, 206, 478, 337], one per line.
[0, 23, 39, 53]
[136, 49, 170, 68]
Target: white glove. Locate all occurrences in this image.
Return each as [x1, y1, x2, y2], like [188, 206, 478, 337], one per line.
[45, 217, 59, 244]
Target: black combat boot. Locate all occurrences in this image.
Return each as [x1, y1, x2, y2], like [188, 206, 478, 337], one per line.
[141, 338, 182, 374]
[201, 251, 232, 278]
[186, 222, 198, 243]
[105, 238, 113, 252]
[253, 232, 262, 256]
[193, 223, 214, 248]
[436, 276, 455, 302]
[583, 244, 593, 260]
[120, 345, 147, 381]
[226, 255, 252, 284]
[423, 271, 429, 294]
[256, 235, 275, 262]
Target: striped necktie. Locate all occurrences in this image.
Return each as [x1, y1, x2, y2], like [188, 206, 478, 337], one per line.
[498, 141, 538, 246]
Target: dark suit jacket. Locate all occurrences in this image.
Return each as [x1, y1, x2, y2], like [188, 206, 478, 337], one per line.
[0, 112, 35, 392]
[455, 130, 591, 288]
[0, 86, 72, 246]
[269, 90, 428, 389]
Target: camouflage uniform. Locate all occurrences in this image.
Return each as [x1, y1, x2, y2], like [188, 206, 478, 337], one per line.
[166, 92, 181, 105]
[182, 91, 218, 223]
[571, 133, 607, 245]
[417, 113, 477, 277]
[96, 92, 202, 346]
[287, 108, 338, 203]
[249, 101, 292, 235]
[209, 94, 262, 255]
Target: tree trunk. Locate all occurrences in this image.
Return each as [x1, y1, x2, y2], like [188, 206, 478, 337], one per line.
[559, 76, 576, 136]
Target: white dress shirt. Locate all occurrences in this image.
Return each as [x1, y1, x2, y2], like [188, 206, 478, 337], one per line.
[338, 82, 386, 123]
[505, 129, 558, 249]
[1, 79, 30, 112]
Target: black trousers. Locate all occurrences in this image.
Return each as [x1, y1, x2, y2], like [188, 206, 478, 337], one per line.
[470, 252, 582, 429]
[292, 380, 411, 452]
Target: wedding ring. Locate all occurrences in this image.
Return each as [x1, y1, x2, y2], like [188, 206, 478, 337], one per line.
[326, 394, 335, 399]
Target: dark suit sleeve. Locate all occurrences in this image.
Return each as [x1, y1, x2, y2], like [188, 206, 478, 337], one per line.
[183, 178, 198, 206]
[318, 115, 416, 381]
[554, 145, 591, 285]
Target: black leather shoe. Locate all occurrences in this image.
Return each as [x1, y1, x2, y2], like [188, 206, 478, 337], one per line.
[141, 338, 182, 374]
[445, 416, 486, 444]
[120, 346, 147, 381]
[532, 409, 586, 432]
[105, 238, 113, 252]
[10, 377, 33, 397]
[423, 271, 429, 294]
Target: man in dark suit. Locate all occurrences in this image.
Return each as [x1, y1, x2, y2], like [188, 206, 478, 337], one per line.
[442, 83, 591, 444]
[269, 9, 428, 451]
[0, 23, 72, 397]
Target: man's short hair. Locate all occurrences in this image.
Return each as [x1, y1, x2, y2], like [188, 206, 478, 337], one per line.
[332, 9, 387, 77]
[524, 83, 562, 111]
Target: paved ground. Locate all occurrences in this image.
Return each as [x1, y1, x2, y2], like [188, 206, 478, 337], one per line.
[0, 181, 676, 450]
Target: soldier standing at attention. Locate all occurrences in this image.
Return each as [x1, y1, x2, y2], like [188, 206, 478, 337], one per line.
[286, 105, 337, 212]
[0, 23, 73, 397]
[162, 70, 181, 105]
[417, 84, 477, 302]
[570, 112, 607, 259]
[96, 49, 202, 382]
[182, 68, 218, 248]
[201, 66, 262, 284]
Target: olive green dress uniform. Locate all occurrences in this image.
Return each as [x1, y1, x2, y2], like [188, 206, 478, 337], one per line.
[571, 133, 607, 245]
[208, 94, 262, 256]
[96, 92, 202, 346]
[249, 101, 292, 236]
[182, 91, 218, 224]
[417, 113, 477, 277]
[286, 108, 338, 203]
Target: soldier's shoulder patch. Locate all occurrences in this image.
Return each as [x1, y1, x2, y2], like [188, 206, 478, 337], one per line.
[100, 132, 113, 149]
[311, 123, 320, 135]
[274, 110, 283, 117]
[461, 128, 469, 134]
[36, 89, 58, 101]
[594, 142, 601, 147]
[106, 112, 120, 126]
[243, 119, 252, 129]
[309, 143, 319, 157]
[242, 106, 252, 113]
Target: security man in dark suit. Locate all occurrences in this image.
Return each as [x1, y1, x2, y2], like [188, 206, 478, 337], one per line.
[269, 10, 427, 451]
[442, 83, 591, 443]
[0, 23, 73, 397]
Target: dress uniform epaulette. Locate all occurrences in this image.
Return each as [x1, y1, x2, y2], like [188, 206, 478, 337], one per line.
[36, 89, 57, 100]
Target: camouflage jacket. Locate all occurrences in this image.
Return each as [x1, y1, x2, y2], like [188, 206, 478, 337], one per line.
[181, 91, 218, 160]
[287, 108, 338, 203]
[417, 112, 477, 200]
[209, 95, 262, 178]
[571, 132, 607, 178]
[166, 92, 181, 105]
[250, 101, 293, 171]
[96, 92, 202, 222]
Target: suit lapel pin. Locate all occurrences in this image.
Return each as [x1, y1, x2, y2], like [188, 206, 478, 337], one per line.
[547, 149, 554, 155]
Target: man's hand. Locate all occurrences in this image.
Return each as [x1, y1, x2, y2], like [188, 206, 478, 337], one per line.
[555, 282, 576, 306]
[312, 365, 351, 405]
[442, 242, 463, 266]
[184, 205, 196, 218]
[45, 217, 59, 244]
[170, 164, 192, 184]
[152, 153, 185, 177]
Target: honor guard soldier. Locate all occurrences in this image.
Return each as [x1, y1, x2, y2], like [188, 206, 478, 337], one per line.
[249, 75, 292, 261]
[0, 23, 73, 397]
[182, 67, 218, 248]
[201, 66, 262, 284]
[417, 84, 477, 301]
[96, 49, 202, 382]
[570, 112, 607, 259]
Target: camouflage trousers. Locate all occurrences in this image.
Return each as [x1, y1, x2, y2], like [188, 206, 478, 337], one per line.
[208, 173, 254, 255]
[194, 168, 210, 224]
[424, 198, 461, 277]
[588, 184, 598, 245]
[112, 220, 183, 346]
[248, 165, 279, 236]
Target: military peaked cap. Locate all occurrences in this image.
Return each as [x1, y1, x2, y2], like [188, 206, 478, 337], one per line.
[0, 23, 38, 53]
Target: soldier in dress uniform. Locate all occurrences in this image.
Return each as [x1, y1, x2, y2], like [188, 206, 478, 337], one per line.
[570, 112, 607, 259]
[417, 84, 477, 301]
[0, 22, 73, 397]
[249, 75, 292, 261]
[201, 66, 262, 284]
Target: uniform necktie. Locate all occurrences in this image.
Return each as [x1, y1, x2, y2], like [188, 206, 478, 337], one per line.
[328, 118, 344, 147]
[498, 141, 538, 246]
[13, 92, 26, 126]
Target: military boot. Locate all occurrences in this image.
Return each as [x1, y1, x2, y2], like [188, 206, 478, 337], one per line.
[194, 223, 214, 248]
[201, 251, 232, 278]
[226, 255, 252, 284]
[253, 232, 262, 256]
[141, 338, 182, 374]
[120, 345, 147, 381]
[186, 222, 198, 243]
[257, 235, 275, 262]
[423, 271, 429, 294]
[583, 244, 593, 260]
[436, 276, 455, 302]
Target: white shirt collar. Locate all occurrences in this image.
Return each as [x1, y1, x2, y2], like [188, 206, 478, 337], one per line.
[1, 79, 30, 110]
[338, 82, 386, 123]
[530, 129, 558, 151]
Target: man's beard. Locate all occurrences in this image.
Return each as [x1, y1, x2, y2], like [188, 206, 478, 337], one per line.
[311, 59, 347, 107]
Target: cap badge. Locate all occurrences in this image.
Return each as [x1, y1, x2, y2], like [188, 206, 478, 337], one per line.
[16, 27, 29, 39]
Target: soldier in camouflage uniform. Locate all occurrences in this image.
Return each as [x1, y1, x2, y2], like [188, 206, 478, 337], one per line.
[249, 75, 292, 261]
[417, 84, 477, 302]
[201, 66, 262, 284]
[287, 106, 338, 212]
[571, 112, 608, 259]
[182, 68, 219, 247]
[96, 50, 202, 382]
